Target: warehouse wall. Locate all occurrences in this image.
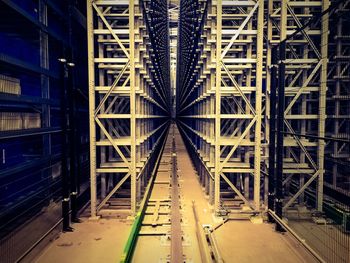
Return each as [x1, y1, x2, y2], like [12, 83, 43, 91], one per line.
[0, 1, 89, 262]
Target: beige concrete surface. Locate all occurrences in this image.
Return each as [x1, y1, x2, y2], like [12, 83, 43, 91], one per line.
[35, 218, 131, 263]
[214, 221, 318, 263]
[176, 129, 214, 262]
[35, 127, 320, 263]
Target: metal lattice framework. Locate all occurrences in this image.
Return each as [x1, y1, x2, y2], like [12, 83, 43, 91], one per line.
[87, 0, 170, 217]
[325, 0, 350, 191]
[177, 0, 348, 216]
[267, 0, 330, 212]
[177, 0, 215, 205]
[87, 0, 348, 222]
[169, 0, 179, 118]
[177, 0, 264, 214]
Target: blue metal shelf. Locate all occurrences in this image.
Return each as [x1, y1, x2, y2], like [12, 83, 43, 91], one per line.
[0, 53, 58, 78]
[0, 93, 59, 106]
[0, 1, 90, 262]
[0, 127, 61, 140]
[1, 0, 68, 44]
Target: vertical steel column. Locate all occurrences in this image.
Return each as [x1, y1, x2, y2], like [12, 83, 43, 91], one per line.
[87, 0, 97, 218]
[264, 0, 274, 208]
[276, 41, 285, 230]
[59, 55, 71, 231]
[215, 0, 222, 214]
[275, 0, 287, 227]
[209, 0, 215, 205]
[317, 0, 329, 211]
[268, 48, 278, 222]
[129, 0, 137, 215]
[254, 0, 264, 210]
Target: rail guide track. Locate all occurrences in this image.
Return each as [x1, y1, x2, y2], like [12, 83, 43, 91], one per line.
[120, 124, 224, 263]
[120, 124, 185, 263]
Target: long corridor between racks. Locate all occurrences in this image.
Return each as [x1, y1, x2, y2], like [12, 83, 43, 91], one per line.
[35, 124, 316, 263]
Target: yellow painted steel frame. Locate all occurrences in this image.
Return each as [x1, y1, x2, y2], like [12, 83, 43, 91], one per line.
[267, 0, 329, 212]
[178, 0, 264, 214]
[216, 0, 265, 213]
[87, 0, 169, 217]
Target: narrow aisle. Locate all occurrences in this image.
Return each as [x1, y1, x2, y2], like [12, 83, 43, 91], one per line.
[132, 123, 206, 262]
[132, 127, 175, 262]
[174, 125, 215, 262]
[35, 124, 317, 263]
[134, 123, 218, 262]
[133, 123, 215, 262]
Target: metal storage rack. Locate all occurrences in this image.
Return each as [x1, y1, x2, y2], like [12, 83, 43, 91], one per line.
[266, 0, 329, 214]
[326, 0, 350, 191]
[87, 0, 171, 217]
[177, 0, 264, 214]
[0, 1, 89, 262]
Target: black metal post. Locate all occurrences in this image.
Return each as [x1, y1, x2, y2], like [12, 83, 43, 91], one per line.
[275, 42, 286, 232]
[67, 52, 80, 223]
[268, 47, 278, 223]
[59, 52, 72, 232]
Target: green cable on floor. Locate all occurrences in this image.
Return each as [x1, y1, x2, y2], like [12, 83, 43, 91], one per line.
[120, 128, 170, 263]
[120, 211, 142, 263]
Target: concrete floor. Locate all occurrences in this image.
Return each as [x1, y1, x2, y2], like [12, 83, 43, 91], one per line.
[215, 221, 317, 263]
[35, 218, 131, 263]
[34, 128, 319, 263]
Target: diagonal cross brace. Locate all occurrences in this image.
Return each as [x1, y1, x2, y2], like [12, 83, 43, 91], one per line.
[220, 116, 257, 171]
[104, 76, 130, 113]
[221, 172, 254, 210]
[92, 2, 130, 59]
[284, 60, 321, 115]
[287, 4, 321, 60]
[221, 0, 260, 59]
[222, 62, 256, 115]
[94, 62, 130, 117]
[95, 117, 131, 168]
[283, 170, 320, 210]
[97, 172, 131, 211]
[284, 120, 318, 171]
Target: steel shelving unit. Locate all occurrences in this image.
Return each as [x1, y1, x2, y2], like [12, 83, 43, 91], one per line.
[266, 0, 330, 215]
[0, 1, 89, 262]
[87, 0, 171, 217]
[177, 0, 264, 215]
[326, 0, 350, 191]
